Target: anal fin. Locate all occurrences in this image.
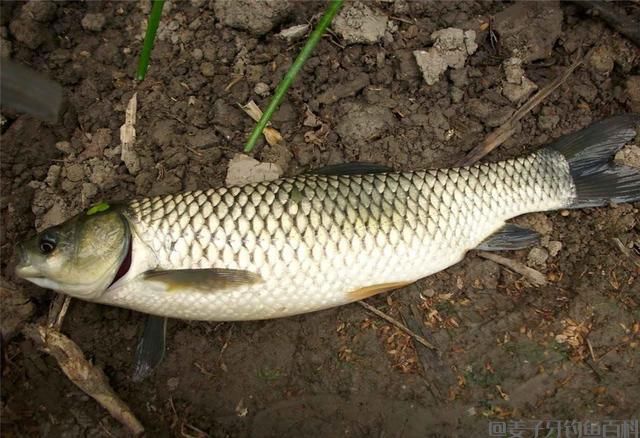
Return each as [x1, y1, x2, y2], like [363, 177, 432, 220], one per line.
[477, 224, 540, 251]
[348, 281, 411, 301]
[132, 314, 167, 382]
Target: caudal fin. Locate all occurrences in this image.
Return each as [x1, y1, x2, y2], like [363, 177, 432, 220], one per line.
[549, 114, 640, 208]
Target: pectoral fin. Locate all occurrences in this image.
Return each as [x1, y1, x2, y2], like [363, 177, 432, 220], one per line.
[142, 268, 263, 292]
[477, 224, 540, 251]
[132, 314, 167, 382]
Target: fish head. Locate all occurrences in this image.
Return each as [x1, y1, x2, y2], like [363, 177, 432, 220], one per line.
[15, 204, 130, 299]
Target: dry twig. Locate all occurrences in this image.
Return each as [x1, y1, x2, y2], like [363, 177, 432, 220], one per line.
[358, 301, 437, 350]
[399, 303, 450, 401]
[23, 293, 144, 435]
[478, 252, 547, 287]
[612, 237, 640, 268]
[50, 295, 71, 331]
[23, 324, 144, 435]
[457, 50, 585, 167]
[46, 293, 69, 328]
[224, 75, 243, 91]
[120, 93, 140, 174]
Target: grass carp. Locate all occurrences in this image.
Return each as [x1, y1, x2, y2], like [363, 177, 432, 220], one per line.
[15, 115, 640, 322]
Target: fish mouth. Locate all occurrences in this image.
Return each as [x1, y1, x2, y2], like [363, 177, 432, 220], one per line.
[15, 264, 43, 279]
[14, 242, 41, 279]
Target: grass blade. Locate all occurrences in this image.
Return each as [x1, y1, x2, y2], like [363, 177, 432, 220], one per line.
[244, 0, 344, 153]
[136, 0, 166, 81]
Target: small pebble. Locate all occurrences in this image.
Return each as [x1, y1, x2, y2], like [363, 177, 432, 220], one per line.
[55, 141, 75, 154]
[333, 2, 388, 45]
[81, 13, 106, 32]
[22, 1, 57, 22]
[527, 247, 549, 268]
[167, 377, 180, 391]
[538, 114, 560, 131]
[625, 76, 640, 112]
[277, 24, 309, 42]
[589, 45, 614, 75]
[503, 57, 524, 85]
[450, 86, 464, 103]
[225, 154, 283, 186]
[61, 179, 76, 192]
[45, 165, 61, 187]
[546, 241, 563, 258]
[254, 82, 270, 97]
[202, 45, 215, 62]
[64, 163, 84, 183]
[200, 62, 215, 77]
[615, 145, 640, 169]
[81, 183, 98, 205]
[188, 17, 202, 31]
[192, 48, 203, 61]
[502, 77, 537, 104]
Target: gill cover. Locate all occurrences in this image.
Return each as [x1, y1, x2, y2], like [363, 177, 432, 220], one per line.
[15, 204, 130, 299]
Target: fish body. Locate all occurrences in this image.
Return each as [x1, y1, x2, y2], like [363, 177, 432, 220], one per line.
[15, 115, 640, 322]
[108, 150, 571, 320]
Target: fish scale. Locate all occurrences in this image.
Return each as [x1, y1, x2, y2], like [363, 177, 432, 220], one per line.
[98, 150, 575, 320]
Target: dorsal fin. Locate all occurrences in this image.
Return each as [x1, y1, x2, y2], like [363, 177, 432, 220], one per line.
[308, 162, 394, 176]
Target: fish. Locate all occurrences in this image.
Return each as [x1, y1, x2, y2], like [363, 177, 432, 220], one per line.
[15, 114, 640, 321]
[14, 115, 640, 378]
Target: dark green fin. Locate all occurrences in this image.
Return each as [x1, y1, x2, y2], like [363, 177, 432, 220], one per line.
[132, 315, 167, 382]
[477, 224, 540, 251]
[143, 268, 262, 292]
[309, 162, 394, 176]
[0, 58, 63, 123]
[548, 114, 640, 208]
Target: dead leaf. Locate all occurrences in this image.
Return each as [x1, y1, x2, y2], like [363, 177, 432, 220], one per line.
[240, 100, 283, 146]
[120, 93, 140, 175]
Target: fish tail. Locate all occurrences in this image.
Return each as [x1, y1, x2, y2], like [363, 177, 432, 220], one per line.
[549, 114, 640, 208]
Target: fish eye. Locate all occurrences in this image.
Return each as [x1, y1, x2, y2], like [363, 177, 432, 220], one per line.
[39, 234, 57, 254]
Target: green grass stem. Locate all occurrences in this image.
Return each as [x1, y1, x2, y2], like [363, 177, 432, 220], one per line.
[136, 0, 166, 81]
[243, 0, 344, 153]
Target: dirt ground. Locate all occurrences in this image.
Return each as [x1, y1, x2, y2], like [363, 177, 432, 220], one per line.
[1, 0, 639, 436]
